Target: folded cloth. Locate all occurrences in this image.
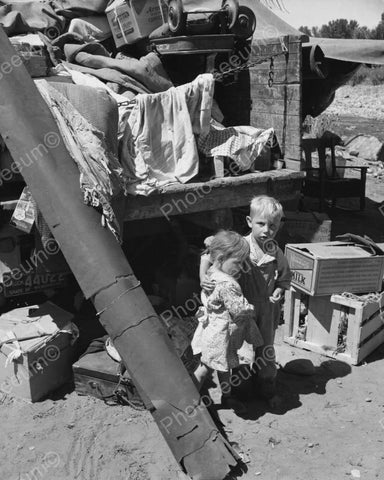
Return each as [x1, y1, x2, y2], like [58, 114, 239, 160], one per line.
[67, 15, 111, 42]
[120, 73, 214, 195]
[62, 61, 152, 95]
[71, 50, 173, 93]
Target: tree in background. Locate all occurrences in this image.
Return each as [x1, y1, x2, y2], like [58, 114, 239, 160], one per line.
[299, 25, 311, 36]
[319, 18, 359, 38]
[371, 12, 384, 39]
[299, 12, 384, 39]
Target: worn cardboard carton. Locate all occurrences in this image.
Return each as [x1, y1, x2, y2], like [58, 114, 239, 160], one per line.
[285, 241, 384, 296]
[0, 302, 75, 402]
[106, 0, 163, 48]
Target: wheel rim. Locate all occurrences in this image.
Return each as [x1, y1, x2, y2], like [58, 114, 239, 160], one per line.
[222, 0, 239, 30]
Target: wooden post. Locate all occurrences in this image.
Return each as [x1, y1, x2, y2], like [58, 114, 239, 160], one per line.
[0, 28, 237, 479]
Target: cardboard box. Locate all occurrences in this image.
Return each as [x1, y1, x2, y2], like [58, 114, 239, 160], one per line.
[277, 211, 331, 248]
[0, 302, 75, 402]
[286, 241, 384, 296]
[106, 0, 163, 48]
[284, 289, 384, 365]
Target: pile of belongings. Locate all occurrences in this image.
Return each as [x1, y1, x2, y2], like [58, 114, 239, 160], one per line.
[1, 0, 278, 241]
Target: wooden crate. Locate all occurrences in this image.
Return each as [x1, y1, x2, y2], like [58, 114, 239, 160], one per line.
[284, 289, 384, 365]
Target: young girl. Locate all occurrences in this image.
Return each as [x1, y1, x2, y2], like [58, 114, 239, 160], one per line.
[191, 230, 263, 412]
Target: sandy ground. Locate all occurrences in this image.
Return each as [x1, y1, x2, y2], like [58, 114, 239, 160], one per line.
[327, 85, 384, 120]
[1, 87, 384, 480]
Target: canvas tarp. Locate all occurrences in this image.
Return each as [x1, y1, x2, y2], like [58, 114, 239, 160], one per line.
[308, 37, 384, 65]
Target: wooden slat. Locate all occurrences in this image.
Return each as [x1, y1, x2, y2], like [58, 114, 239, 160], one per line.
[284, 157, 303, 171]
[357, 328, 384, 364]
[284, 337, 357, 365]
[250, 67, 300, 85]
[120, 170, 304, 221]
[252, 39, 301, 55]
[306, 295, 337, 348]
[250, 96, 300, 116]
[251, 84, 301, 101]
[251, 114, 301, 139]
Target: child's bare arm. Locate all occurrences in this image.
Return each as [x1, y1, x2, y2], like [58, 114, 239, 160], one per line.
[199, 253, 211, 283]
[200, 253, 215, 292]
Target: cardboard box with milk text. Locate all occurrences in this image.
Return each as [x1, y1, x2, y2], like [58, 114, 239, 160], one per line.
[285, 241, 384, 296]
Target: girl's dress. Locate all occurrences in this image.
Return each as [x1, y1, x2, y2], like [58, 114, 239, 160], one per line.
[191, 268, 263, 372]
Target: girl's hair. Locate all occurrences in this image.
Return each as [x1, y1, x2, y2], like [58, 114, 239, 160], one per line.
[208, 230, 250, 265]
[249, 195, 283, 222]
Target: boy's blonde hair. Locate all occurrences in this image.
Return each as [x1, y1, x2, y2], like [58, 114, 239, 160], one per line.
[208, 230, 250, 265]
[249, 195, 284, 222]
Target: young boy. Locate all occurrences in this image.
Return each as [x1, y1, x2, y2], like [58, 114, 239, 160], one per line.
[239, 195, 291, 405]
[200, 195, 291, 407]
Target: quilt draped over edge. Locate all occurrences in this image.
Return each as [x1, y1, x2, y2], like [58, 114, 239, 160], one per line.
[36, 79, 127, 241]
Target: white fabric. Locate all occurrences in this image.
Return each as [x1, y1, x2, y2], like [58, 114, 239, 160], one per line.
[120, 73, 214, 195]
[199, 120, 276, 171]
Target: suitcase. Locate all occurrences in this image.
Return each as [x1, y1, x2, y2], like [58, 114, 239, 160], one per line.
[73, 349, 146, 409]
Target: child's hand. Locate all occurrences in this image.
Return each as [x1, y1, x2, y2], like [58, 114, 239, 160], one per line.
[269, 287, 284, 304]
[203, 236, 214, 248]
[200, 276, 216, 293]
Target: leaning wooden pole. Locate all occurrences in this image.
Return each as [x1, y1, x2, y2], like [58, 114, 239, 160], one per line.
[0, 28, 237, 479]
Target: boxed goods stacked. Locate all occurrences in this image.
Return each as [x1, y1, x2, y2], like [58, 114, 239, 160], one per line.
[284, 241, 384, 364]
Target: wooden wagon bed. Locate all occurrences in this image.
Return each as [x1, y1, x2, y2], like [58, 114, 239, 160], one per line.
[118, 169, 304, 221]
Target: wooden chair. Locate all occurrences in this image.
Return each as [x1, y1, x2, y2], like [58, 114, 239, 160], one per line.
[301, 132, 367, 212]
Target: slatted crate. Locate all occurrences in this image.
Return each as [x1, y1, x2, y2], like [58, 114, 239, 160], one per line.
[284, 288, 384, 365]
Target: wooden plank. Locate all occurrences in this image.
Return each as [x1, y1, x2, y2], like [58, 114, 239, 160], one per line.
[357, 327, 384, 363]
[360, 304, 384, 344]
[306, 295, 336, 348]
[284, 337, 357, 365]
[284, 143, 302, 155]
[283, 289, 294, 337]
[283, 288, 302, 338]
[120, 170, 304, 221]
[284, 158, 302, 171]
[251, 39, 301, 55]
[250, 67, 300, 85]
[250, 97, 300, 116]
[251, 115, 301, 142]
[251, 84, 301, 101]
[292, 290, 302, 338]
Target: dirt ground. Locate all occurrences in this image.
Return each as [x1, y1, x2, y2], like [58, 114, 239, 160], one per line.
[1, 89, 384, 480]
